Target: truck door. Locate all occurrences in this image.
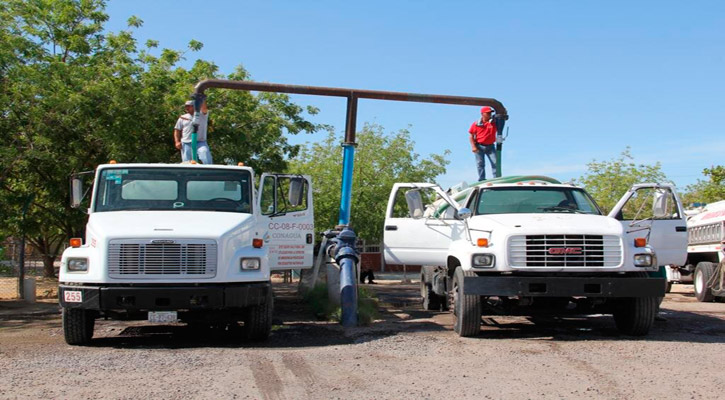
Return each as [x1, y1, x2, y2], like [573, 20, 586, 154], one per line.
[258, 174, 315, 270]
[383, 183, 464, 265]
[609, 184, 687, 266]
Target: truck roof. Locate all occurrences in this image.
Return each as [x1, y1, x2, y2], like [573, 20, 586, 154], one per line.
[434, 175, 567, 216]
[96, 163, 254, 173]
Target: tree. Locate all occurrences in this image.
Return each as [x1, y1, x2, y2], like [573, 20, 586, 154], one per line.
[288, 123, 450, 243]
[575, 148, 670, 214]
[683, 166, 725, 206]
[0, 0, 321, 276]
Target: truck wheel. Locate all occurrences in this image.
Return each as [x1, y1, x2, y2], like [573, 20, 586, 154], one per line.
[451, 268, 481, 337]
[694, 262, 716, 302]
[613, 296, 657, 336]
[422, 283, 442, 311]
[243, 289, 273, 341]
[62, 308, 95, 345]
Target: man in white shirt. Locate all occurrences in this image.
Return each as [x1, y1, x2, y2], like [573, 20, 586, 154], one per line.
[174, 100, 212, 164]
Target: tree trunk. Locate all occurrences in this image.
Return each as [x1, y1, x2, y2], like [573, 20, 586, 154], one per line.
[43, 254, 56, 278]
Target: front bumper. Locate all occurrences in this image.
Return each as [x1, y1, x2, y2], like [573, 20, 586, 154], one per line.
[58, 283, 270, 311]
[463, 276, 665, 298]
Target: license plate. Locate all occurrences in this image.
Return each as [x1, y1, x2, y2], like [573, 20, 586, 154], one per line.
[63, 290, 83, 303]
[148, 311, 178, 323]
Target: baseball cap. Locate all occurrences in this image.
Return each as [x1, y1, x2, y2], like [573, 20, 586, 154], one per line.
[184, 100, 194, 106]
[480, 106, 493, 113]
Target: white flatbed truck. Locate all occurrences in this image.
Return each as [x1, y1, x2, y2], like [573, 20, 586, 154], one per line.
[384, 176, 687, 336]
[59, 163, 314, 345]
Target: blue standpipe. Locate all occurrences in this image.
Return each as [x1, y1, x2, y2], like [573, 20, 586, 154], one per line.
[334, 228, 359, 327]
[189, 93, 206, 163]
[494, 115, 506, 178]
[335, 142, 358, 327]
[338, 143, 356, 226]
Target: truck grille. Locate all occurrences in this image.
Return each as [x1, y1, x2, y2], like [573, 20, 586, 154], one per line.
[509, 235, 621, 268]
[108, 239, 217, 279]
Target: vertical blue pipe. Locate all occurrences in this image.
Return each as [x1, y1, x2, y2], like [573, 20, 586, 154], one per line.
[191, 130, 198, 162]
[338, 143, 356, 226]
[190, 94, 205, 163]
[495, 116, 506, 178]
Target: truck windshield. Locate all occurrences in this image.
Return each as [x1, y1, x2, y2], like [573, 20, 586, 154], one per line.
[94, 168, 252, 213]
[475, 187, 601, 215]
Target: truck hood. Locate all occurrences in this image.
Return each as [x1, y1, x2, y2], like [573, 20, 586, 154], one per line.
[86, 211, 255, 240]
[469, 213, 624, 235]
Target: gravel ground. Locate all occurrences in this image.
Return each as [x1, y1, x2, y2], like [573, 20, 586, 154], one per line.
[0, 283, 723, 400]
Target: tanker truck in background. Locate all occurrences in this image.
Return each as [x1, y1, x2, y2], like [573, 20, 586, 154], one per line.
[665, 200, 725, 301]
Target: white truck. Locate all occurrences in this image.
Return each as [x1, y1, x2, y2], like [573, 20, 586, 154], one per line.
[59, 163, 314, 345]
[666, 200, 725, 301]
[384, 176, 687, 336]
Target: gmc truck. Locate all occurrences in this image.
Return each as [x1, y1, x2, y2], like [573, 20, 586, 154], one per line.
[59, 163, 314, 345]
[384, 176, 687, 336]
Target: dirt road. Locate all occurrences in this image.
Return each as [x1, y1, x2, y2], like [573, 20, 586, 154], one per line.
[1, 283, 723, 399]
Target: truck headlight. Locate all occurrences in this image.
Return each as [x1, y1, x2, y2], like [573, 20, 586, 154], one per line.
[472, 254, 495, 268]
[241, 258, 260, 270]
[67, 258, 89, 272]
[633, 254, 653, 267]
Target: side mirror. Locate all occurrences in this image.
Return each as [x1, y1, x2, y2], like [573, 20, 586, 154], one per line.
[404, 189, 425, 218]
[653, 189, 669, 219]
[456, 207, 472, 220]
[70, 177, 83, 208]
[288, 178, 305, 207]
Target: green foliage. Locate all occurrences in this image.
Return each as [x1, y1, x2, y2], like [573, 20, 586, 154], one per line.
[357, 286, 379, 325]
[0, 0, 320, 276]
[574, 147, 670, 214]
[683, 166, 725, 206]
[288, 123, 450, 242]
[303, 283, 379, 325]
[303, 284, 340, 321]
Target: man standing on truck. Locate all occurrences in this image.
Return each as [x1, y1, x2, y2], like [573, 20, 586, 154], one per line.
[469, 106, 497, 181]
[174, 99, 213, 164]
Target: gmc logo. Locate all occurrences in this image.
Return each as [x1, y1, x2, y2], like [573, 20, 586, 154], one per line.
[548, 247, 582, 255]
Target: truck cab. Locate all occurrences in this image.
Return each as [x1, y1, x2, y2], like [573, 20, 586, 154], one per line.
[384, 176, 687, 337]
[59, 163, 314, 345]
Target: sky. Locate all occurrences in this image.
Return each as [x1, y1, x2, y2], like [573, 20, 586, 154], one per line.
[105, 0, 724, 192]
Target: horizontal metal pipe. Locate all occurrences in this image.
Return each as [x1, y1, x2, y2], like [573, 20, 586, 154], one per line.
[193, 79, 508, 119]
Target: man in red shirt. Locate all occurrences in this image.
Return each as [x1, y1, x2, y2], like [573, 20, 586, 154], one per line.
[469, 106, 498, 181]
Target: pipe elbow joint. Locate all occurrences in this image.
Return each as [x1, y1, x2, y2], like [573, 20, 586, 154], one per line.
[335, 247, 359, 265]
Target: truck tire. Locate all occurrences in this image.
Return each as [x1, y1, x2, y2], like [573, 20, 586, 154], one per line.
[451, 268, 481, 337]
[422, 283, 442, 311]
[613, 296, 657, 336]
[694, 262, 716, 302]
[62, 308, 95, 345]
[243, 290, 273, 341]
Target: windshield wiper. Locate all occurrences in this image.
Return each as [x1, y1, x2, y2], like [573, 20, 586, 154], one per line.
[538, 206, 586, 214]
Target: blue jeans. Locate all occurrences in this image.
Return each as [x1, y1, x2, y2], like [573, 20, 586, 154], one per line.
[181, 142, 213, 164]
[474, 143, 497, 181]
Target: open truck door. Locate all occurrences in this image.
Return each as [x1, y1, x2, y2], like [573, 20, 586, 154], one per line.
[258, 173, 315, 271]
[609, 184, 687, 266]
[383, 183, 466, 265]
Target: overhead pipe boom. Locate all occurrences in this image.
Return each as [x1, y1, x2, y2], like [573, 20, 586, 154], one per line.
[192, 79, 508, 146]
